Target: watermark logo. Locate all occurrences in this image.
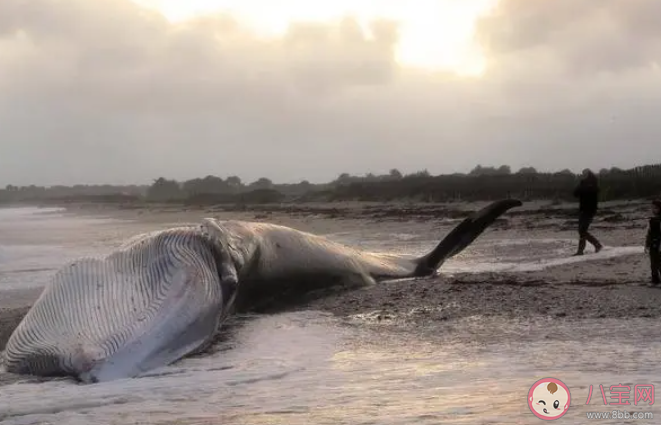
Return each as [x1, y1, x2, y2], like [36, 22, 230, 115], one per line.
[585, 383, 654, 406]
[528, 378, 571, 420]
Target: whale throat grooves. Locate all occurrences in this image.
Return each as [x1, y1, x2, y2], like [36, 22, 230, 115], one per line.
[3, 226, 234, 383]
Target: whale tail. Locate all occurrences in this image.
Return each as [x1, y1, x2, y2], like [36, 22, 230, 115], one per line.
[412, 199, 523, 276]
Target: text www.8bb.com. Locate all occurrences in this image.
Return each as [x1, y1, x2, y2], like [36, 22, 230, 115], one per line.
[586, 410, 653, 420]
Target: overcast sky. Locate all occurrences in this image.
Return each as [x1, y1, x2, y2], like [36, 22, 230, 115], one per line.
[1, 0, 660, 186]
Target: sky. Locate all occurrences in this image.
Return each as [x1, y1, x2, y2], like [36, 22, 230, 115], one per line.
[1, 0, 660, 186]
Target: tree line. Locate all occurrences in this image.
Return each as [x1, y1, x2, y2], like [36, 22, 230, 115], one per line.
[2, 163, 661, 205]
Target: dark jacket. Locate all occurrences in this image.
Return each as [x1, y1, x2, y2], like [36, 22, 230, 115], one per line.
[573, 176, 599, 215]
[646, 216, 661, 252]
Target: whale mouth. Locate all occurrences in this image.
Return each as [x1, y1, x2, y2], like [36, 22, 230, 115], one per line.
[543, 408, 548, 414]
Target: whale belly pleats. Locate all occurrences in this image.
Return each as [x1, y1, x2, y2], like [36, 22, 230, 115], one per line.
[3, 228, 226, 383]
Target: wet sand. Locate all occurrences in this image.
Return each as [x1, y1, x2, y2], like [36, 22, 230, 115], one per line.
[0, 199, 656, 350]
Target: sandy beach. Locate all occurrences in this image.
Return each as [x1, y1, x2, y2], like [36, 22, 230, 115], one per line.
[1, 199, 656, 349]
[2, 200, 661, 424]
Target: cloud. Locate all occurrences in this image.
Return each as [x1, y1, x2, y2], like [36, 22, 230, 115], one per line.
[477, 0, 661, 75]
[0, 0, 660, 185]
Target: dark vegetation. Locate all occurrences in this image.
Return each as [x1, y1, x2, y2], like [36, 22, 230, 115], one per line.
[2, 164, 661, 207]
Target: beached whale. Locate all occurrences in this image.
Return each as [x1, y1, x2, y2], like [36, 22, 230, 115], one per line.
[2, 199, 522, 383]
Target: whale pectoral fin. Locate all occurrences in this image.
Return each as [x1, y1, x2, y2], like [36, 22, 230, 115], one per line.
[413, 199, 523, 275]
[218, 273, 239, 323]
[200, 217, 240, 307]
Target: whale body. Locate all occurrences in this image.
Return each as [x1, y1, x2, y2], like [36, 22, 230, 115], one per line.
[3, 199, 521, 383]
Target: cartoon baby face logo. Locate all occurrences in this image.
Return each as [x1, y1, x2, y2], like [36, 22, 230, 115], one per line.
[528, 378, 571, 420]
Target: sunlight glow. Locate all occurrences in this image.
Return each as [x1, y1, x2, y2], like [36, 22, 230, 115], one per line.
[132, 0, 496, 77]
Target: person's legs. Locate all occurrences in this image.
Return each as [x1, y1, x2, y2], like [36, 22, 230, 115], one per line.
[584, 231, 602, 252]
[650, 250, 661, 285]
[574, 238, 586, 255]
[576, 212, 602, 254]
[575, 223, 586, 255]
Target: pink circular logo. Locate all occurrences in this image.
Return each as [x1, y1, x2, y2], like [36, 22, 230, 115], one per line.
[528, 378, 571, 420]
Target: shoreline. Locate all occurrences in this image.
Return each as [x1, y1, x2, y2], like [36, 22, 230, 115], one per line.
[0, 199, 656, 351]
[46, 197, 650, 219]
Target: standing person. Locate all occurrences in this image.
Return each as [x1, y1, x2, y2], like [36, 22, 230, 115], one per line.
[572, 169, 603, 255]
[645, 199, 661, 285]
